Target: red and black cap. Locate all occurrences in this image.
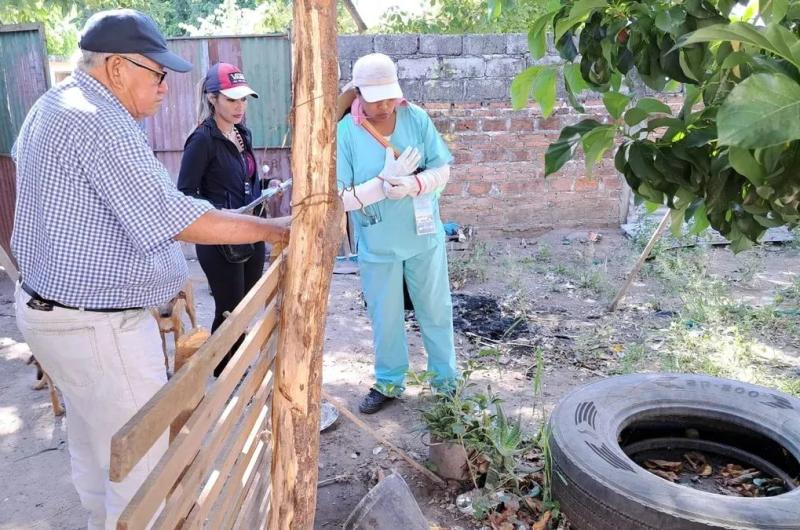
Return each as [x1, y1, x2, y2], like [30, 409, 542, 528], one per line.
[204, 63, 259, 99]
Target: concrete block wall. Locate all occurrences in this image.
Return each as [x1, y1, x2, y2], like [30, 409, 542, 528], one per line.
[338, 34, 629, 236]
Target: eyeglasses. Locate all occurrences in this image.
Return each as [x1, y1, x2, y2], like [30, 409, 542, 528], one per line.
[108, 55, 167, 85]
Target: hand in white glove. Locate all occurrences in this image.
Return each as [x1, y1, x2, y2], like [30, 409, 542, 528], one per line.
[382, 175, 420, 200]
[379, 146, 421, 179]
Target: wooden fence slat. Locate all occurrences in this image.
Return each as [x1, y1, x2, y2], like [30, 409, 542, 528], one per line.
[218, 437, 268, 530]
[110, 255, 283, 482]
[152, 338, 277, 529]
[170, 328, 211, 443]
[182, 397, 271, 529]
[116, 304, 279, 529]
[258, 488, 272, 530]
[234, 462, 270, 530]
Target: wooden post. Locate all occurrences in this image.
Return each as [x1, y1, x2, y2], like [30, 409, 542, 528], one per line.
[608, 210, 671, 312]
[342, 0, 368, 33]
[270, 1, 342, 528]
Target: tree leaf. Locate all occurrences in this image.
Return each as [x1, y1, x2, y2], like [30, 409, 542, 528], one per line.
[678, 22, 800, 69]
[487, 0, 503, 20]
[563, 62, 589, 93]
[670, 207, 686, 237]
[528, 11, 556, 59]
[554, 0, 608, 42]
[564, 63, 589, 112]
[718, 73, 800, 148]
[761, 0, 789, 25]
[532, 67, 558, 118]
[624, 107, 650, 126]
[510, 66, 542, 109]
[689, 202, 711, 234]
[636, 97, 672, 115]
[581, 125, 617, 175]
[679, 84, 701, 122]
[655, 6, 686, 34]
[544, 119, 602, 176]
[602, 92, 631, 119]
[728, 146, 767, 185]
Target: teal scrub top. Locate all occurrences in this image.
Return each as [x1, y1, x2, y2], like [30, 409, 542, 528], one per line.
[337, 103, 453, 264]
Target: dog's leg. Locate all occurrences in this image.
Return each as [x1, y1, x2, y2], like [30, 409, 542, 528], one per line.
[160, 330, 170, 374]
[29, 356, 47, 390]
[185, 284, 198, 329]
[45, 374, 65, 416]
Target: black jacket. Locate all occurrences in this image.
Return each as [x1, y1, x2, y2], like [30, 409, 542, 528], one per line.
[177, 117, 259, 210]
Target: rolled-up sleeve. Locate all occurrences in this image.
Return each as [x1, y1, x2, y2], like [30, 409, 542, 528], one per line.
[87, 135, 213, 255]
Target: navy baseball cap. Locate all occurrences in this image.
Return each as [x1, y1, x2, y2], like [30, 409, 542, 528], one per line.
[79, 9, 192, 73]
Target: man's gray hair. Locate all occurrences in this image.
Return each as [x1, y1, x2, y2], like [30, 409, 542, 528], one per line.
[77, 50, 112, 71]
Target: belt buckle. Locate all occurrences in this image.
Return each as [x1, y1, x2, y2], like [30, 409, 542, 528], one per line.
[27, 297, 54, 312]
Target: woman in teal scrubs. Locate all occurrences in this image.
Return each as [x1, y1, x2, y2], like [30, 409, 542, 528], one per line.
[337, 53, 458, 414]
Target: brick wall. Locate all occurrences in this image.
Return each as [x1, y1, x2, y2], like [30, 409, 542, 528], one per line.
[338, 34, 627, 236]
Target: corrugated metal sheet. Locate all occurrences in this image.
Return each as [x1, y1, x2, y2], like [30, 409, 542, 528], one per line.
[145, 35, 292, 157]
[0, 25, 49, 259]
[240, 36, 292, 148]
[0, 25, 50, 155]
[0, 156, 17, 258]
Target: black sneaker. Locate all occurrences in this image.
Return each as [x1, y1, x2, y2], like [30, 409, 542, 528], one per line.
[359, 388, 395, 414]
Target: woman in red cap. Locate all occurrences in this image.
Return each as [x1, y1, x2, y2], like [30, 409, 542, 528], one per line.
[178, 62, 263, 376]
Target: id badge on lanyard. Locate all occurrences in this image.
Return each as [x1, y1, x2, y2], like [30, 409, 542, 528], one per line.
[413, 194, 436, 235]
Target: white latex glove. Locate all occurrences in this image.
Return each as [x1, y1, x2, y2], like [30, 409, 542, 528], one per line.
[382, 175, 420, 200]
[383, 174, 421, 199]
[414, 165, 450, 195]
[379, 146, 421, 179]
[340, 178, 386, 212]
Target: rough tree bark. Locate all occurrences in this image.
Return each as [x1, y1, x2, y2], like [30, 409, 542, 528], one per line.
[269, 0, 342, 528]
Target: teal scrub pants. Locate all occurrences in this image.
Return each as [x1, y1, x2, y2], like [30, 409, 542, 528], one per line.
[359, 241, 457, 396]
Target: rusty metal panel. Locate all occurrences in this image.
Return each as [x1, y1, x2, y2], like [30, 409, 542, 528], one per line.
[145, 35, 291, 165]
[0, 24, 49, 259]
[0, 156, 16, 259]
[0, 24, 50, 155]
[145, 39, 208, 153]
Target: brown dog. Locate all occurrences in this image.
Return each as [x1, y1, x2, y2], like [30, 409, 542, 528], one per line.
[151, 282, 198, 374]
[27, 355, 65, 416]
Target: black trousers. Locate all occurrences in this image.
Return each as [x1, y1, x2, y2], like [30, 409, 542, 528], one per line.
[196, 242, 266, 376]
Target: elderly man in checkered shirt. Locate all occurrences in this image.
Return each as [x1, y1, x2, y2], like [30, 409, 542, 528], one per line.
[10, 10, 290, 529]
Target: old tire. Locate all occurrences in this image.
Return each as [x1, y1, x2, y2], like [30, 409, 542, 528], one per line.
[549, 373, 800, 529]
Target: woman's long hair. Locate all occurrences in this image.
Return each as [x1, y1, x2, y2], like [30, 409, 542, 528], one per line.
[196, 77, 218, 126]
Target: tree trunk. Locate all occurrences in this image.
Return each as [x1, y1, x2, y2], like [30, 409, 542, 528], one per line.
[343, 0, 368, 33]
[269, 1, 342, 528]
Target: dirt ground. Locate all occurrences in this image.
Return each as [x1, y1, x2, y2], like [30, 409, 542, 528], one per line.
[2, 227, 799, 529]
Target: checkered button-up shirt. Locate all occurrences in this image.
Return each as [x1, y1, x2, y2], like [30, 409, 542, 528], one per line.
[11, 70, 213, 308]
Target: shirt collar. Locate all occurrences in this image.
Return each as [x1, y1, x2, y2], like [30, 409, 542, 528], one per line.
[72, 69, 136, 121]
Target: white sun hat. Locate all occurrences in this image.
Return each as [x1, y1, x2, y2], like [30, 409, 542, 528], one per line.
[351, 53, 403, 102]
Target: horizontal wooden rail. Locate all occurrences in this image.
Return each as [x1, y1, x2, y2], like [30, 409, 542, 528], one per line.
[110, 254, 283, 482]
[153, 338, 277, 529]
[182, 389, 272, 529]
[117, 305, 279, 529]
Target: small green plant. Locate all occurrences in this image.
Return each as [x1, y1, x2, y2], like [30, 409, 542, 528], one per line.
[619, 344, 647, 374]
[420, 366, 527, 491]
[449, 242, 489, 290]
[406, 370, 436, 387]
[534, 243, 552, 263]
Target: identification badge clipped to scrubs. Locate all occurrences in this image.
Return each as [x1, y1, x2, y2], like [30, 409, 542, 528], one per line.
[413, 194, 436, 235]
